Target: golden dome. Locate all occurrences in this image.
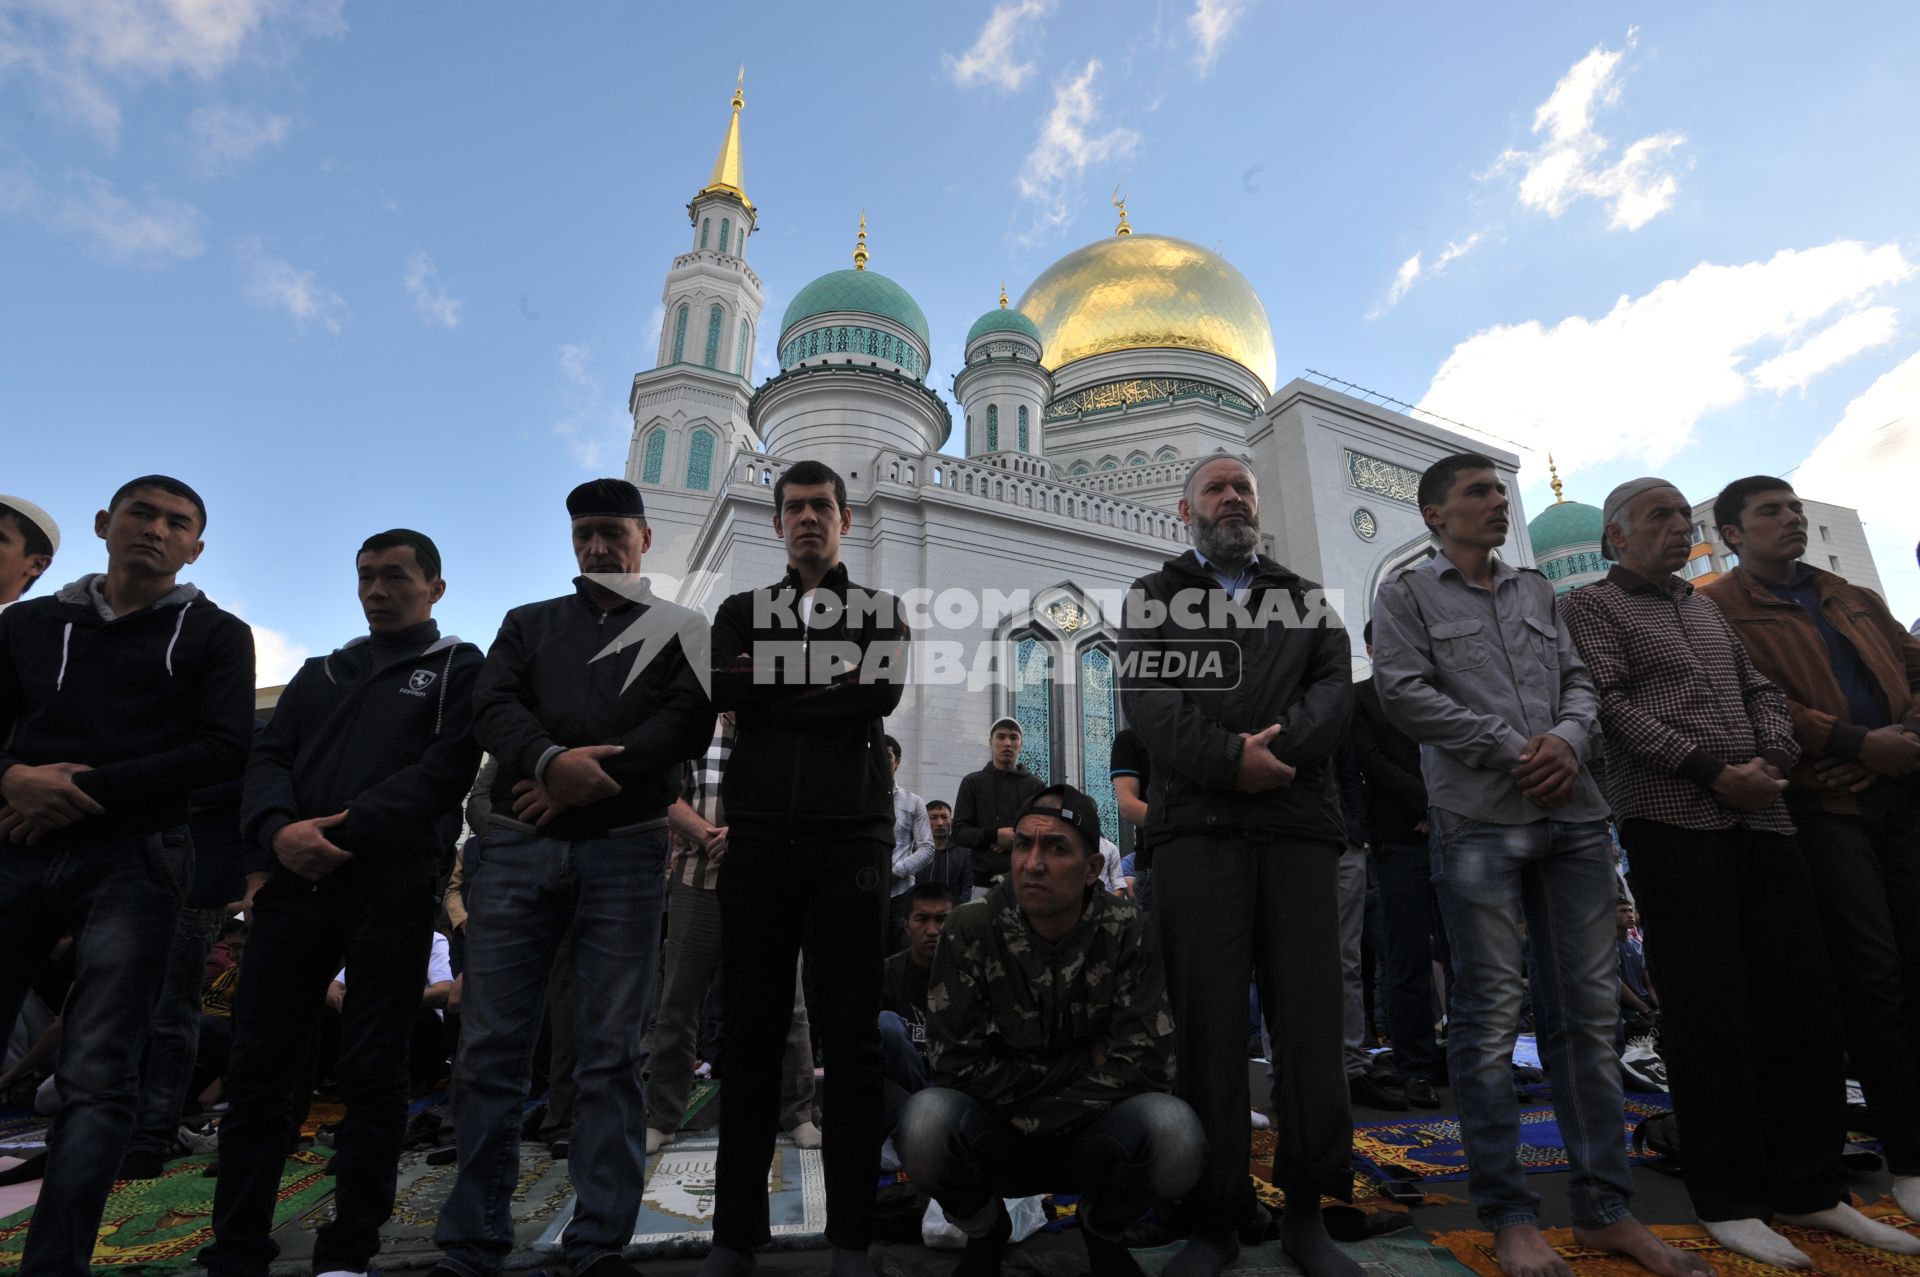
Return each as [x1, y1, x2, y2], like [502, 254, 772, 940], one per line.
[1016, 233, 1277, 391]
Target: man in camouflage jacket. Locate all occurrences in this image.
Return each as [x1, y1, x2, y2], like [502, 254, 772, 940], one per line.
[896, 784, 1203, 1277]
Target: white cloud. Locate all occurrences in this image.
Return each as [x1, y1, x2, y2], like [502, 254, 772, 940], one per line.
[1794, 351, 1920, 619]
[1374, 232, 1483, 315]
[50, 172, 204, 263]
[551, 343, 625, 470]
[945, 0, 1052, 90]
[249, 621, 310, 686]
[1188, 0, 1250, 76]
[187, 101, 289, 175]
[1749, 306, 1899, 393]
[0, 0, 344, 145]
[558, 342, 593, 385]
[1016, 60, 1140, 239]
[1418, 240, 1914, 468]
[403, 250, 462, 329]
[1495, 29, 1686, 231]
[238, 239, 346, 333]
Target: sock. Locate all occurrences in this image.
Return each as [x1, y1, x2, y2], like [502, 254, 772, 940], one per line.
[1778, 1203, 1920, 1255]
[1894, 1176, 1920, 1221]
[1701, 1219, 1811, 1269]
[695, 1245, 756, 1276]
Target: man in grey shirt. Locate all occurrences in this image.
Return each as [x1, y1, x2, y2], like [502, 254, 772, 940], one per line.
[1372, 453, 1708, 1277]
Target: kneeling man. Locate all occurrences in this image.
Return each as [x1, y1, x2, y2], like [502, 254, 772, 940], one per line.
[897, 785, 1203, 1277]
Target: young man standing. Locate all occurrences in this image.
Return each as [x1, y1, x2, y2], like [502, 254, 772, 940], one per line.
[898, 786, 1203, 1277]
[883, 734, 934, 950]
[920, 800, 971, 903]
[204, 530, 482, 1277]
[1120, 456, 1355, 1277]
[952, 718, 1042, 895]
[435, 479, 712, 1277]
[1562, 477, 1920, 1268]
[1702, 476, 1920, 1221]
[1373, 454, 1704, 1277]
[701, 459, 909, 1277]
[0, 475, 254, 1277]
[0, 495, 58, 607]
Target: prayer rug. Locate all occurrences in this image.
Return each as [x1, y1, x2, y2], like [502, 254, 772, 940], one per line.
[1135, 1231, 1479, 1276]
[0, 1110, 47, 1155]
[1433, 1200, 1920, 1277]
[0, 1149, 333, 1274]
[1352, 1094, 1670, 1183]
[677, 1077, 720, 1131]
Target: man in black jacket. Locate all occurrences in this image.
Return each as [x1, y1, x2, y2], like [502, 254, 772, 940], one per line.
[203, 529, 482, 1277]
[1119, 456, 1358, 1277]
[436, 480, 711, 1277]
[699, 459, 908, 1277]
[0, 475, 255, 1277]
[952, 717, 1042, 893]
[1352, 619, 1445, 1107]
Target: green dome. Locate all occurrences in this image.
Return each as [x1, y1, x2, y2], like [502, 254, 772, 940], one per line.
[1528, 500, 1605, 559]
[781, 269, 930, 349]
[966, 306, 1042, 347]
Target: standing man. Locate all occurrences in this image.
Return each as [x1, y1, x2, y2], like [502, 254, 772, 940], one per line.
[0, 475, 254, 1277]
[920, 800, 971, 903]
[1352, 619, 1444, 1109]
[1119, 456, 1355, 1277]
[435, 479, 711, 1277]
[204, 530, 482, 1277]
[0, 495, 57, 607]
[1108, 725, 1155, 920]
[1373, 454, 1704, 1277]
[883, 734, 934, 950]
[952, 718, 1042, 896]
[700, 459, 908, 1277]
[1702, 476, 1920, 1221]
[1561, 477, 1920, 1269]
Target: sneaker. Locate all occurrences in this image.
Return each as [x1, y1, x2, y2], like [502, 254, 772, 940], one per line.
[1404, 1076, 1441, 1109]
[1248, 1109, 1272, 1130]
[645, 1127, 675, 1156]
[175, 1123, 220, 1155]
[1349, 1072, 1409, 1112]
[548, 1137, 569, 1160]
[786, 1120, 822, 1150]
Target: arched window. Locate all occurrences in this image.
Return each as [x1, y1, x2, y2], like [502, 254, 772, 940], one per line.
[671, 304, 689, 363]
[736, 320, 750, 375]
[1018, 405, 1029, 450]
[1079, 645, 1119, 840]
[700, 218, 710, 249]
[719, 217, 731, 255]
[1129, 454, 1148, 467]
[685, 429, 715, 490]
[704, 304, 723, 367]
[987, 405, 999, 450]
[1156, 447, 1178, 462]
[1071, 463, 1090, 476]
[1100, 459, 1117, 471]
[641, 430, 666, 484]
[1013, 634, 1056, 783]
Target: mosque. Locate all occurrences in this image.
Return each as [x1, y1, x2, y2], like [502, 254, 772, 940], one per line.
[624, 79, 1563, 832]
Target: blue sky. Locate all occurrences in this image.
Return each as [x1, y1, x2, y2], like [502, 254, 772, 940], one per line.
[4, 1, 1917, 678]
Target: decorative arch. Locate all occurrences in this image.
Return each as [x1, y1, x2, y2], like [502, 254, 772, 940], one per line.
[1071, 462, 1091, 476]
[685, 428, 716, 490]
[640, 428, 667, 484]
[1099, 457, 1118, 471]
[1156, 446, 1179, 462]
[1127, 451, 1149, 467]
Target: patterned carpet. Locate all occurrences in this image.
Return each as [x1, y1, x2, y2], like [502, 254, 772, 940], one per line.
[1433, 1200, 1920, 1277]
[1352, 1092, 1672, 1183]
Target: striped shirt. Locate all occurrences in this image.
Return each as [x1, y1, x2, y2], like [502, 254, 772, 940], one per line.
[671, 715, 733, 890]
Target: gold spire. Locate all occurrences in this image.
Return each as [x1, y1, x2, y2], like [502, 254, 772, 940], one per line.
[1112, 185, 1131, 237]
[998, 280, 1008, 309]
[852, 211, 868, 271]
[1548, 453, 1565, 504]
[698, 67, 752, 211]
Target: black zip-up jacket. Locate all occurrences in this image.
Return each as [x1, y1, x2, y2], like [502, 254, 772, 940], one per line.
[710, 562, 908, 843]
[1351, 675, 1428, 846]
[1118, 551, 1352, 846]
[952, 762, 1043, 886]
[0, 575, 254, 843]
[473, 578, 713, 841]
[244, 622, 482, 890]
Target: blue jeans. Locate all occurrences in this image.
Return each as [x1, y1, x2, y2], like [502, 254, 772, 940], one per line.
[435, 826, 667, 1277]
[129, 904, 223, 1157]
[877, 1011, 928, 1095]
[0, 828, 192, 1277]
[1429, 810, 1631, 1231]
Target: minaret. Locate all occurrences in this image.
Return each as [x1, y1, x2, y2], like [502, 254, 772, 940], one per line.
[626, 70, 766, 581]
[954, 282, 1052, 469]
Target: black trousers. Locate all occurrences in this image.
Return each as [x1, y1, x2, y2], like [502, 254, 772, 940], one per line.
[202, 870, 436, 1276]
[1794, 779, 1920, 1176]
[1622, 820, 1846, 1222]
[1155, 831, 1351, 1235]
[712, 835, 888, 1252]
[1373, 840, 1448, 1082]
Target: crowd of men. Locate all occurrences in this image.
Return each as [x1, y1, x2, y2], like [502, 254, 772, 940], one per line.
[0, 449, 1916, 1277]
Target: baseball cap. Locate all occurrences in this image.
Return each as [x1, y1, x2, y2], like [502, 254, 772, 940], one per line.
[1016, 783, 1103, 853]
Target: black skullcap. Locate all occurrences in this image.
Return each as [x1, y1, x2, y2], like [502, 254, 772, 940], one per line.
[110, 474, 208, 529]
[566, 478, 646, 520]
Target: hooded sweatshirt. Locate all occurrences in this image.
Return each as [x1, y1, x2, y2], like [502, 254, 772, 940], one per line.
[952, 761, 1043, 887]
[0, 573, 254, 842]
[243, 620, 482, 889]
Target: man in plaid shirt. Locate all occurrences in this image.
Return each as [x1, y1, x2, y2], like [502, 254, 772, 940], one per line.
[644, 712, 819, 1155]
[1561, 477, 1920, 1269]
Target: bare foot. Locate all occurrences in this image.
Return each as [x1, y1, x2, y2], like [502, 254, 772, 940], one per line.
[1494, 1224, 1575, 1277]
[1574, 1216, 1716, 1277]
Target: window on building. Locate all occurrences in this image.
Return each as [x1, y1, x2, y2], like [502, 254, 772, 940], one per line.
[1819, 525, 1830, 542]
[704, 304, 723, 368]
[1018, 405, 1029, 450]
[1830, 555, 1841, 571]
[1012, 634, 1056, 783]
[641, 430, 666, 484]
[736, 320, 750, 375]
[987, 404, 999, 450]
[1079, 645, 1119, 839]
[685, 429, 715, 490]
[700, 219, 710, 249]
[1071, 463, 1090, 476]
[1100, 459, 1117, 471]
[671, 304, 689, 363]
[719, 217, 731, 255]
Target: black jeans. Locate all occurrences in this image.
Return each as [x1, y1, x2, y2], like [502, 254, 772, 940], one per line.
[896, 1088, 1205, 1238]
[1155, 831, 1351, 1235]
[1793, 779, 1920, 1176]
[1622, 820, 1846, 1222]
[1373, 840, 1447, 1082]
[713, 835, 888, 1252]
[202, 869, 436, 1276]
